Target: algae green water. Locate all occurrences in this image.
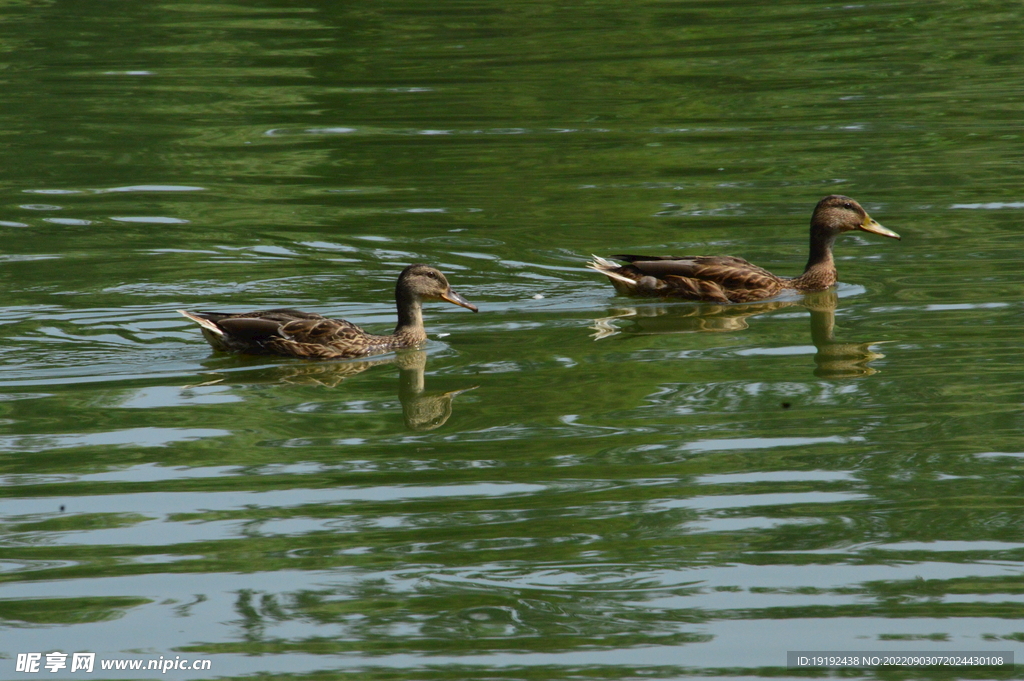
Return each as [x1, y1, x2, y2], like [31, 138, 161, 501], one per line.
[2, 1, 1024, 679]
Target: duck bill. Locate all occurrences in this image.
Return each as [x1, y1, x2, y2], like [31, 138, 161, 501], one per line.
[442, 288, 478, 312]
[859, 216, 901, 240]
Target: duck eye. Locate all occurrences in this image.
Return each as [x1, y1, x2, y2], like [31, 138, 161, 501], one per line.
[842, 203, 854, 210]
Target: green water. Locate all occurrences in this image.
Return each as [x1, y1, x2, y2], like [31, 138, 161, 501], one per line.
[3, 1, 1024, 679]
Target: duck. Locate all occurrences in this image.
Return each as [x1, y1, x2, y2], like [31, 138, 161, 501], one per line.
[588, 195, 900, 303]
[178, 264, 477, 359]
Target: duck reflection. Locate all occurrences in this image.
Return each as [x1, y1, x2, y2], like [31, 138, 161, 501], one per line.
[803, 291, 885, 378]
[395, 351, 478, 431]
[275, 350, 476, 430]
[591, 290, 884, 378]
[195, 350, 475, 430]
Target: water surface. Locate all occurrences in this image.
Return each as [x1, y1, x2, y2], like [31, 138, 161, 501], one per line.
[2, 1, 1024, 679]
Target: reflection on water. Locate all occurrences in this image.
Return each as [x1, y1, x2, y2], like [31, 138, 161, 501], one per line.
[2, 0, 1023, 676]
[591, 290, 885, 378]
[803, 291, 886, 379]
[590, 299, 794, 338]
[395, 351, 478, 431]
[195, 350, 475, 431]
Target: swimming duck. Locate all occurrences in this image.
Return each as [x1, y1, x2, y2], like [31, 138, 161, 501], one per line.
[588, 195, 899, 303]
[179, 264, 477, 359]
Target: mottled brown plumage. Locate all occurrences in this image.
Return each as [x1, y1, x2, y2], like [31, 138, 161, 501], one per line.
[589, 195, 900, 303]
[179, 264, 477, 359]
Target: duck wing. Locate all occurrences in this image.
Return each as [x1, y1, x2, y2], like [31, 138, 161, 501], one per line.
[185, 309, 330, 342]
[613, 255, 777, 286]
[181, 307, 398, 359]
[595, 254, 785, 302]
[265, 316, 398, 359]
[197, 308, 326, 324]
[278, 316, 367, 344]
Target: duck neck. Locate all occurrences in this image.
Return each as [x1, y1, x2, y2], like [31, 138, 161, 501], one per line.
[795, 229, 838, 289]
[394, 287, 427, 341]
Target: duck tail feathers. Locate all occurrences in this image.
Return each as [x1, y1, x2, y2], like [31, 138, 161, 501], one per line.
[178, 310, 225, 337]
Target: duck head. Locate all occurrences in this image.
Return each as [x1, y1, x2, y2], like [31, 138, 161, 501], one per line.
[398, 264, 478, 312]
[813, 195, 900, 240]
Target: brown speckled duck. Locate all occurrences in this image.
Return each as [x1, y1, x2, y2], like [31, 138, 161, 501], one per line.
[179, 264, 477, 359]
[589, 195, 900, 303]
